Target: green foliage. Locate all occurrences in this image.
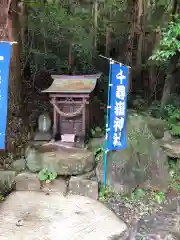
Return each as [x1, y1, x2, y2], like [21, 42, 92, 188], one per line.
[149, 96, 180, 137]
[91, 127, 104, 138]
[99, 184, 115, 202]
[121, 187, 166, 205]
[38, 168, 57, 183]
[149, 15, 180, 63]
[25, 1, 96, 74]
[94, 146, 105, 162]
[0, 194, 4, 201]
[151, 190, 165, 204]
[163, 104, 180, 136]
[168, 160, 180, 192]
[132, 188, 146, 200]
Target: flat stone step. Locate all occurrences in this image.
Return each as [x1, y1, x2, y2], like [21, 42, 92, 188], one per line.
[0, 191, 127, 240]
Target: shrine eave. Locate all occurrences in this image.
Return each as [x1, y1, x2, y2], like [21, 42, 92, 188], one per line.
[42, 73, 102, 93]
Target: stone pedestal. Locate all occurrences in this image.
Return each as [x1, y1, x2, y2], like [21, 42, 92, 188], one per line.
[33, 131, 52, 141]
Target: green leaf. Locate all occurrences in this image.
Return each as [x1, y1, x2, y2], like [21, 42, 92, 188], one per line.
[133, 188, 146, 199]
[38, 171, 48, 181]
[48, 172, 57, 181]
[154, 192, 165, 204]
[149, 15, 180, 64]
[175, 184, 180, 191]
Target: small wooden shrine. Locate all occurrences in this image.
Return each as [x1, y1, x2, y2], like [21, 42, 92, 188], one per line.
[42, 74, 101, 147]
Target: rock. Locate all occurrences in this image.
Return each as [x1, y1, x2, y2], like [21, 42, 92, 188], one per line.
[88, 137, 105, 151]
[15, 172, 41, 191]
[41, 150, 94, 175]
[145, 116, 168, 139]
[78, 169, 96, 180]
[160, 140, 180, 158]
[11, 159, 26, 171]
[131, 98, 147, 110]
[26, 144, 95, 176]
[0, 191, 127, 239]
[96, 114, 169, 193]
[68, 176, 99, 200]
[0, 170, 16, 193]
[162, 131, 172, 141]
[25, 147, 42, 172]
[41, 178, 67, 194]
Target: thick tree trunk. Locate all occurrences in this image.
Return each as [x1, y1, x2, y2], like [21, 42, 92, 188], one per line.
[136, 0, 144, 66]
[8, 0, 21, 110]
[160, 53, 179, 109]
[0, 0, 22, 152]
[160, 0, 179, 110]
[125, 1, 137, 93]
[160, 73, 172, 109]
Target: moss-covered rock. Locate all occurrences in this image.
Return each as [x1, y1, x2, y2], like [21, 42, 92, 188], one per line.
[145, 116, 168, 139]
[25, 145, 95, 176]
[96, 114, 169, 193]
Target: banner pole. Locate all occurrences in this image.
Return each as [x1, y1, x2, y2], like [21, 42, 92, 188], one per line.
[99, 54, 131, 68]
[103, 59, 113, 185]
[0, 41, 17, 44]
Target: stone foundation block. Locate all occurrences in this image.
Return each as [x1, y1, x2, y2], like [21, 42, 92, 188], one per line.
[68, 176, 98, 200]
[41, 178, 67, 194]
[15, 172, 41, 191]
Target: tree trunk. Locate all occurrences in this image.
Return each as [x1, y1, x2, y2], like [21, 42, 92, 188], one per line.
[160, 53, 179, 109]
[105, 26, 110, 57]
[93, 0, 98, 50]
[0, 0, 22, 153]
[136, 0, 144, 66]
[125, 0, 138, 93]
[160, 0, 179, 110]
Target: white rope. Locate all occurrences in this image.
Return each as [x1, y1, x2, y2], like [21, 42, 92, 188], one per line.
[51, 101, 85, 118]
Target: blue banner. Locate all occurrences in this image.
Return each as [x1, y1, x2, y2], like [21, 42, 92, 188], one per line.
[107, 63, 129, 151]
[0, 42, 12, 149]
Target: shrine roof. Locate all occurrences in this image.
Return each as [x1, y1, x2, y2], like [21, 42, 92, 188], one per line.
[42, 74, 101, 93]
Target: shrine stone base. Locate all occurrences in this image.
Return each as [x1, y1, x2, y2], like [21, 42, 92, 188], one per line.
[9, 142, 99, 200]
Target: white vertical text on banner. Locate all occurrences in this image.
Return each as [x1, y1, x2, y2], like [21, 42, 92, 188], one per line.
[0, 42, 12, 149]
[107, 63, 129, 151]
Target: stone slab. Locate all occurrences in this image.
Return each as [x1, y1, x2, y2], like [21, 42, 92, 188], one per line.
[68, 176, 99, 200]
[0, 191, 127, 240]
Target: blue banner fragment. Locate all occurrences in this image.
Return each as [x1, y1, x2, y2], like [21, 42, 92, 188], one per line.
[0, 42, 12, 150]
[107, 63, 129, 151]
